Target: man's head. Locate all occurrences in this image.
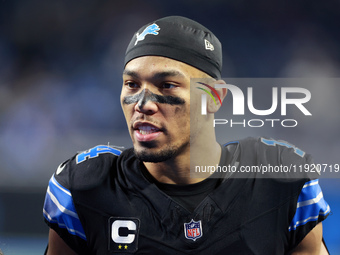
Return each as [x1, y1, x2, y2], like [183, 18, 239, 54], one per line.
[125, 16, 223, 79]
[121, 16, 226, 163]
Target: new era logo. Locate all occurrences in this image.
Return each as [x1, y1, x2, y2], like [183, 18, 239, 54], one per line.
[204, 39, 214, 51]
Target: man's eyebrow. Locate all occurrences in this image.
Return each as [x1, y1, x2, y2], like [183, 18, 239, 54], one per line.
[153, 70, 185, 79]
[123, 70, 140, 79]
[123, 69, 185, 79]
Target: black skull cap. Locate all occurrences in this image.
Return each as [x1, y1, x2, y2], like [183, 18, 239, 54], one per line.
[124, 16, 222, 79]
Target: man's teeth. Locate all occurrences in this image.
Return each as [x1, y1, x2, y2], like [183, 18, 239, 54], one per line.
[140, 130, 153, 135]
[139, 126, 158, 135]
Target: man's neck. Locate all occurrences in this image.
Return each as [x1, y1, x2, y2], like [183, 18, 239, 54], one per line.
[143, 141, 222, 185]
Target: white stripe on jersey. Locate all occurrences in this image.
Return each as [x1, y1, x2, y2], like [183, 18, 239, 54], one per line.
[297, 191, 323, 208]
[46, 186, 79, 219]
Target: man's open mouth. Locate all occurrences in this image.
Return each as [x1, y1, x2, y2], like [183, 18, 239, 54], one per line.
[133, 122, 163, 142]
[138, 125, 160, 135]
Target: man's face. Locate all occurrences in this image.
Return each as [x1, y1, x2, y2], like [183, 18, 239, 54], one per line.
[121, 56, 204, 163]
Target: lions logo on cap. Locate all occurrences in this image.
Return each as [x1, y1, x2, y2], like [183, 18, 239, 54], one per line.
[135, 23, 160, 45]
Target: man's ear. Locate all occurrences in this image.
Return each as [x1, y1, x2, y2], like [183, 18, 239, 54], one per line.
[207, 80, 228, 113]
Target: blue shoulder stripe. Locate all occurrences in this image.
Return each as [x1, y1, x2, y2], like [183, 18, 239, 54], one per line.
[289, 179, 330, 231]
[223, 141, 239, 146]
[43, 175, 87, 240]
[297, 180, 321, 203]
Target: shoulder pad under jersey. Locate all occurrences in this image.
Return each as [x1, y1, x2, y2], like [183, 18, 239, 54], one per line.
[53, 145, 123, 190]
[239, 137, 320, 180]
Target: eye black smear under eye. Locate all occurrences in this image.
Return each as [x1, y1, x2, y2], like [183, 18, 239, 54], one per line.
[123, 89, 185, 107]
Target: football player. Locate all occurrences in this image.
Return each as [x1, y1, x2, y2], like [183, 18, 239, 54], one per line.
[43, 16, 330, 254]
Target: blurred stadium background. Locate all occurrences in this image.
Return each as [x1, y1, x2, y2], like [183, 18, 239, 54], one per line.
[0, 0, 339, 254]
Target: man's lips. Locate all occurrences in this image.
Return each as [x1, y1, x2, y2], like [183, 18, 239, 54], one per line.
[133, 122, 163, 142]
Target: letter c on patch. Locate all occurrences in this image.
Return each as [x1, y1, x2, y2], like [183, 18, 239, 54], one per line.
[111, 220, 137, 244]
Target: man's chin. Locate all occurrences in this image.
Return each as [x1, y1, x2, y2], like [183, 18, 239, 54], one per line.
[133, 147, 177, 163]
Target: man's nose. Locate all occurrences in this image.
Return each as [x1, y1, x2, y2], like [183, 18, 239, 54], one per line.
[134, 89, 158, 114]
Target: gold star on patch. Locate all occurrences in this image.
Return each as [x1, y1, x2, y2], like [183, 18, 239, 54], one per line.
[124, 245, 128, 249]
[118, 245, 122, 249]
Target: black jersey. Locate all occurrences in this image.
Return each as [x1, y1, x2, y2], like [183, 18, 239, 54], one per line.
[43, 137, 330, 254]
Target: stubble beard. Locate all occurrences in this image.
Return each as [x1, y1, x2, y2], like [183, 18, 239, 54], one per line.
[134, 141, 188, 163]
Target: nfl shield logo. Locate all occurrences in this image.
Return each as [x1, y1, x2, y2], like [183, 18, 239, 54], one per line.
[184, 219, 203, 241]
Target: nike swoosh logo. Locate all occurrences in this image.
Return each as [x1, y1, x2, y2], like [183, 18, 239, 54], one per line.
[56, 162, 66, 175]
